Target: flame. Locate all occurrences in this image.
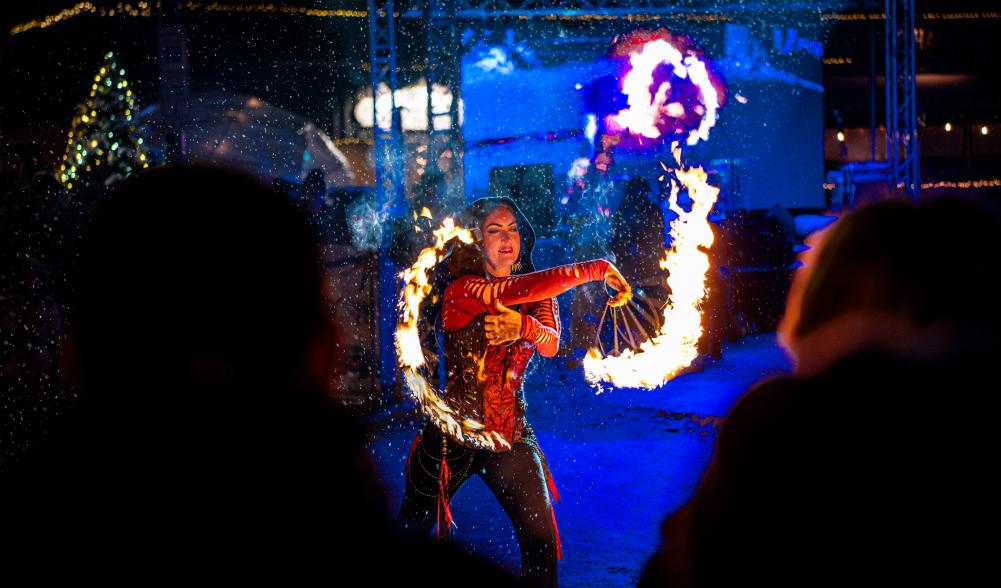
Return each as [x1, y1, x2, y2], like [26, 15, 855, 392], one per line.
[607, 36, 720, 146]
[469, 351, 487, 383]
[584, 142, 719, 389]
[394, 217, 511, 451]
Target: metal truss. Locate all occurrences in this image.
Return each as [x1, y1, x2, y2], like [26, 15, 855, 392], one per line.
[368, 0, 405, 215]
[884, 0, 920, 196]
[424, 0, 464, 204]
[405, 1, 852, 19]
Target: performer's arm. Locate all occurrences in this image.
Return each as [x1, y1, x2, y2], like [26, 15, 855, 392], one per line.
[521, 297, 560, 357]
[442, 259, 609, 331]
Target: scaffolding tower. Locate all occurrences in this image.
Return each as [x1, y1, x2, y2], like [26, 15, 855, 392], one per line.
[884, 0, 920, 196]
[368, 0, 405, 214]
[424, 0, 464, 208]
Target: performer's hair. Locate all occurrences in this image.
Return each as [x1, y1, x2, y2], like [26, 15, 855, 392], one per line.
[447, 240, 486, 279]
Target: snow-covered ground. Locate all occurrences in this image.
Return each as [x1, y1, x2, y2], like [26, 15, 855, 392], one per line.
[366, 333, 791, 587]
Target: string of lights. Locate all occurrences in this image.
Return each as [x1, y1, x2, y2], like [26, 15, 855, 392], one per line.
[534, 13, 734, 22]
[180, 2, 364, 17]
[333, 137, 372, 146]
[9, 2, 364, 35]
[10, 3, 1001, 36]
[919, 179, 1001, 189]
[11, 2, 101, 35]
[821, 11, 1001, 21]
[59, 51, 148, 191]
[824, 179, 1001, 191]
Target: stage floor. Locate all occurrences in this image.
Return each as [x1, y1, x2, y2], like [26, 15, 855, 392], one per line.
[367, 333, 791, 587]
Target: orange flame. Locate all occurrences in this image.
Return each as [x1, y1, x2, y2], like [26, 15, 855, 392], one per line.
[583, 142, 718, 389]
[394, 217, 511, 450]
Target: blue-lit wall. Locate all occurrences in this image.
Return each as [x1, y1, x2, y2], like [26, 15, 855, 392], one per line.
[460, 20, 826, 211]
[461, 60, 616, 198]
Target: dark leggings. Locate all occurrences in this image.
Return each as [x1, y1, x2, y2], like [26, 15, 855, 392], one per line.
[398, 423, 559, 588]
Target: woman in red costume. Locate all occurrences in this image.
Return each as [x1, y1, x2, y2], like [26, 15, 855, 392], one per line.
[398, 197, 630, 587]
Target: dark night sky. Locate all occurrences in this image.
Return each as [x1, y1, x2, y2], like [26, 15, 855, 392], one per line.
[3, 2, 373, 139]
[3, 1, 999, 151]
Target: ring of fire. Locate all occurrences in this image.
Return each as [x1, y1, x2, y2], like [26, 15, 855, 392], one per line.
[394, 218, 513, 451]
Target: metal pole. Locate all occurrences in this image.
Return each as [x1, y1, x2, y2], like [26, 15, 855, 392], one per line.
[906, 0, 920, 194]
[869, 15, 877, 161]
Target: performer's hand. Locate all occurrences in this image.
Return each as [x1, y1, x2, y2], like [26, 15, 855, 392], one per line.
[604, 263, 632, 308]
[485, 301, 523, 345]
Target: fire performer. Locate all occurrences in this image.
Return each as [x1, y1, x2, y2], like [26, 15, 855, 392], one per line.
[397, 197, 630, 587]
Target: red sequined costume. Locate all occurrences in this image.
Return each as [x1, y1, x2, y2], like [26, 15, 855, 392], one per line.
[440, 258, 610, 446]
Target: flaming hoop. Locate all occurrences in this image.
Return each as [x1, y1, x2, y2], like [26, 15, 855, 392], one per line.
[584, 143, 719, 389]
[394, 218, 512, 451]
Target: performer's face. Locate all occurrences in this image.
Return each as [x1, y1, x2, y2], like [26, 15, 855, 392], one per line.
[481, 206, 520, 278]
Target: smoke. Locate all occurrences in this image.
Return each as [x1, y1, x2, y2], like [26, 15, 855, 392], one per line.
[347, 191, 386, 251]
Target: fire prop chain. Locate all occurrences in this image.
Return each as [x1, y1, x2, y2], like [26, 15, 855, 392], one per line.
[394, 218, 512, 451]
[583, 143, 719, 390]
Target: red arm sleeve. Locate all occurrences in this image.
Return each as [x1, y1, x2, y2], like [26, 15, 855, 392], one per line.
[520, 297, 561, 357]
[441, 259, 609, 332]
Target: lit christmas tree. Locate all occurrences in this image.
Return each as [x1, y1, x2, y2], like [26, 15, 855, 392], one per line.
[59, 52, 148, 191]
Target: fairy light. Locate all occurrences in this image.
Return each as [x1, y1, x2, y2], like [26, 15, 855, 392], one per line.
[825, 179, 1001, 191]
[10, 2, 98, 35]
[538, 13, 734, 22]
[60, 51, 149, 190]
[821, 12, 1001, 21]
[13, 4, 1001, 36]
[334, 137, 373, 146]
[182, 2, 365, 17]
[10, 2, 363, 36]
[921, 179, 1001, 189]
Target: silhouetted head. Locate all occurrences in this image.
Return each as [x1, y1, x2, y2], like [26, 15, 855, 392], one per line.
[0, 164, 397, 556]
[70, 164, 332, 407]
[616, 176, 656, 222]
[780, 195, 1001, 373]
[663, 196, 1001, 588]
